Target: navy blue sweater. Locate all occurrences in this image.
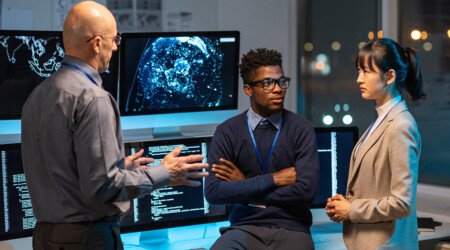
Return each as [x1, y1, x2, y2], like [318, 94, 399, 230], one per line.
[205, 109, 319, 233]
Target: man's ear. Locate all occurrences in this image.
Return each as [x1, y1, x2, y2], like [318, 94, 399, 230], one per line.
[244, 84, 252, 97]
[385, 69, 396, 85]
[89, 37, 101, 54]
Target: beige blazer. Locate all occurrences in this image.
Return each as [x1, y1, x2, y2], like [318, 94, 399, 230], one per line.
[343, 100, 421, 250]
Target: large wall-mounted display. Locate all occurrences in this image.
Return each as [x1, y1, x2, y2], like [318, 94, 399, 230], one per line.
[119, 31, 240, 116]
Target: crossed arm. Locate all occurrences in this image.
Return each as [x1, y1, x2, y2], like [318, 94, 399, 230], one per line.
[204, 124, 319, 206]
[212, 158, 296, 187]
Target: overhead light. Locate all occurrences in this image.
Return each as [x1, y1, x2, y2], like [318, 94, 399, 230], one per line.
[323, 115, 333, 126]
[343, 114, 353, 125]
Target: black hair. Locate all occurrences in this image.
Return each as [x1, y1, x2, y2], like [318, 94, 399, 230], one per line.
[239, 48, 283, 84]
[355, 38, 425, 101]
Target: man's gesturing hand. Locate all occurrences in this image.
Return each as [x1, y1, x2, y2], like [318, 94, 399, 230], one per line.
[125, 149, 155, 170]
[161, 146, 209, 187]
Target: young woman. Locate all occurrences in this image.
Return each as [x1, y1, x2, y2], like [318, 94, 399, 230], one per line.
[325, 38, 425, 250]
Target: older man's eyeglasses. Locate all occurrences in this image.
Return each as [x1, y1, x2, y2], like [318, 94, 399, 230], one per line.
[86, 34, 122, 46]
[247, 77, 290, 91]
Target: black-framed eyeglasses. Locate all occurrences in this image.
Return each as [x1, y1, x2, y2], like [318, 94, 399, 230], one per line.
[86, 34, 122, 46]
[247, 77, 290, 91]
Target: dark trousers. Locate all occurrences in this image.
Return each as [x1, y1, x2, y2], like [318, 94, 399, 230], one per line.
[33, 218, 123, 250]
[210, 225, 315, 250]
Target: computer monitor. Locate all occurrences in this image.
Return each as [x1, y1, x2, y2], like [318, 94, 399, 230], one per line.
[121, 136, 228, 234]
[118, 31, 240, 133]
[312, 126, 359, 207]
[0, 136, 227, 241]
[0, 30, 118, 120]
[0, 143, 34, 240]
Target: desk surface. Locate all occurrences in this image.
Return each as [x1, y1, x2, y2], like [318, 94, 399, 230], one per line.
[120, 219, 450, 250]
[2, 215, 450, 250]
[2, 183, 450, 250]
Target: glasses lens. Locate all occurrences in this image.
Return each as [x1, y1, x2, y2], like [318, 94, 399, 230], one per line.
[262, 79, 275, 90]
[114, 36, 121, 45]
[280, 78, 290, 89]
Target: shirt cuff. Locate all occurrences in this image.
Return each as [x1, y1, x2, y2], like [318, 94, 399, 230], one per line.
[149, 165, 170, 189]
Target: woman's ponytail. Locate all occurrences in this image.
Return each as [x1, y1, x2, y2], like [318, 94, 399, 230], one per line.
[404, 47, 426, 101]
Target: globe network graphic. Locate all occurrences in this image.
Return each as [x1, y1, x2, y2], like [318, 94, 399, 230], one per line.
[125, 36, 226, 112]
[0, 35, 64, 77]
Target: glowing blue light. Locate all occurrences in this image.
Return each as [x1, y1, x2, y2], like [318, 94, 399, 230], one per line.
[343, 103, 349, 111]
[343, 114, 353, 125]
[334, 104, 341, 112]
[323, 115, 333, 125]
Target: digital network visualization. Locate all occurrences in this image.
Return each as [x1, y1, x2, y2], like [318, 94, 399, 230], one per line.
[0, 35, 64, 78]
[125, 36, 226, 112]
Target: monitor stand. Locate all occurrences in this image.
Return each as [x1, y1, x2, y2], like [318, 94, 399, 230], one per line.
[123, 124, 217, 142]
[152, 124, 217, 139]
[122, 127, 183, 141]
[152, 126, 183, 139]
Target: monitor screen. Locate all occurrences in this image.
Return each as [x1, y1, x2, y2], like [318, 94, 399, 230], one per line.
[118, 31, 240, 116]
[121, 136, 228, 233]
[312, 127, 358, 207]
[0, 30, 118, 120]
[0, 143, 34, 240]
[0, 136, 227, 240]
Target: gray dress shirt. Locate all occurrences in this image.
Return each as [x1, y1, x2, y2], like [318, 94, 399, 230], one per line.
[21, 55, 170, 223]
[247, 107, 282, 131]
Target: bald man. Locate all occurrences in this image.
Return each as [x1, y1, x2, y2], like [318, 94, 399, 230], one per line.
[21, 2, 208, 249]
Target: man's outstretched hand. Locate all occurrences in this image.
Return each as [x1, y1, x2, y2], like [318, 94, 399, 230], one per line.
[125, 149, 155, 170]
[161, 146, 209, 187]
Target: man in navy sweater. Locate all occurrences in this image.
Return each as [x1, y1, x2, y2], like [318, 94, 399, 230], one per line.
[205, 48, 319, 249]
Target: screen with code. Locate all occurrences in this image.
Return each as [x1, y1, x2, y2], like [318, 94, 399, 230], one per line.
[0, 143, 34, 240]
[0, 129, 355, 240]
[121, 136, 228, 233]
[312, 127, 358, 207]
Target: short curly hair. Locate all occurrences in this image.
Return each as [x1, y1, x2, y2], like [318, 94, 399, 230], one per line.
[239, 48, 283, 84]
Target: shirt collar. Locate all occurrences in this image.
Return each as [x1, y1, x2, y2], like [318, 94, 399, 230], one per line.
[247, 107, 283, 131]
[375, 95, 401, 118]
[62, 55, 103, 88]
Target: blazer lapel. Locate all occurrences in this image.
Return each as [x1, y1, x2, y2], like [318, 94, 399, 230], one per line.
[348, 129, 366, 181]
[347, 101, 409, 187]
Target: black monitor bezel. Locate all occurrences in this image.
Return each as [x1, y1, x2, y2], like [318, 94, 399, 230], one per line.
[310, 126, 359, 208]
[118, 30, 240, 117]
[0, 29, 119, 120]
[120, 136, 230, 234]
[0, 142, 34, 241]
